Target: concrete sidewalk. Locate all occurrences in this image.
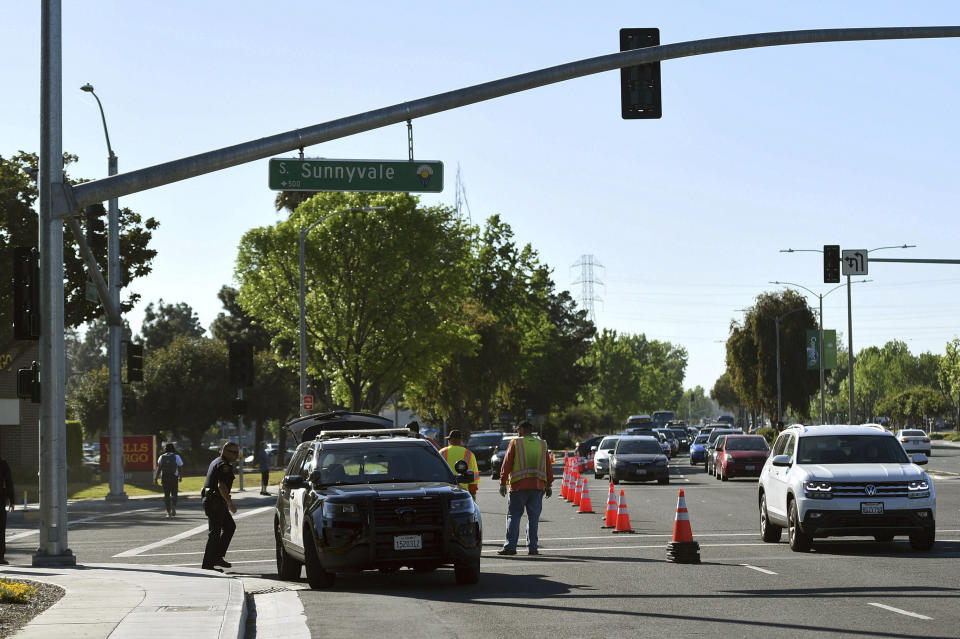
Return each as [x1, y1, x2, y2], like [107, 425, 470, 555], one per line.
[5, 563, 245, 639]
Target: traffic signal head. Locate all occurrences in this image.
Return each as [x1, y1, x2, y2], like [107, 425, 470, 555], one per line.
[17, 361, 40, 403]
[85, 204, 107, 252]
[13, 247, 41, 340]
[229, 343, 255, 387]
[620, 28, 662, 119]
[823, 245, 841, 283]
[127, 342, 144, 383]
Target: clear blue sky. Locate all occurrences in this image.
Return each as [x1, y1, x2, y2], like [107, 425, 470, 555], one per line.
[4, 2, 960, 393]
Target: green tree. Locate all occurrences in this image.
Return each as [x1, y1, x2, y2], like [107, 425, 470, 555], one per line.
[133, 335, 232, 452]
[875, 386, 947, 428]
[679, 386, 718, 423]
[581, 329, 687, 421]
[235, 192, 473, 412]
[939, 337, 960, 429]
[141, 299, 205, 352]
[711, 371, 739, 414]
[67, 364, 139, 437]
[0, 151, 159, 343]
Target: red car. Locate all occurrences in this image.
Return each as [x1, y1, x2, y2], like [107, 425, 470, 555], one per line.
[715, 435, 769, 481]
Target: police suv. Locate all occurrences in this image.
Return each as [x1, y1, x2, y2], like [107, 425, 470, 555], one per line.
[274, 411, 482, 588]
[758, 424, 935, 552]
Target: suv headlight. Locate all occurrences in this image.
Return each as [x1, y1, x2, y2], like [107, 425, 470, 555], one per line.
[907, 479, 931, 499]
[804, 481, 833, 499]
[322, 501, 360, 519]
[723, 454, 734, 462]
[450, 496, 474, 514]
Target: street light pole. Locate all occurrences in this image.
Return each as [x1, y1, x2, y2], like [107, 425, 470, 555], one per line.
[81, 83, 126, 501]
[771, 280, 865, 424]
[298, 206, 385, 416]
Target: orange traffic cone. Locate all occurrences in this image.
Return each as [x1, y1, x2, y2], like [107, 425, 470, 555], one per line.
[602, 482, 617, 528]
[560, 460, 569, 500]
[613, 489, 634, 533]
[573, 474, 583, 507]
[578, 479, 595, 513]
[666, 489, 700, 563]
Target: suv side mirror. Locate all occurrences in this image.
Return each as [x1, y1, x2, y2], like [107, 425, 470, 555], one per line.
[282, 474, 306, 488]
[771, 454, 792, 467]
[457, 470, 475, 483]
[454, 460, 468, 474]
[911, 452, 928, 466]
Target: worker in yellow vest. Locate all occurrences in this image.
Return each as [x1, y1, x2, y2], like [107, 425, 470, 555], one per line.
[439, 430, 479, 499]
[497, 421, 553, 556]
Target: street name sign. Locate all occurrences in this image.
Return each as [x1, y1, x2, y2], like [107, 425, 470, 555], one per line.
[841, 249, 868, 276]
[269, 158, 443, 193]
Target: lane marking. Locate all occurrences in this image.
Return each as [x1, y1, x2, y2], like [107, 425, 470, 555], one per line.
[740, 563, 777, 575]
[6, 507, 155, 541]
[169, 559, 275, 567]
[867, 603, 932, 620]
[482, 542, 770, 554]
[114, 505, 274, 557]
[137, 548, 274, 557]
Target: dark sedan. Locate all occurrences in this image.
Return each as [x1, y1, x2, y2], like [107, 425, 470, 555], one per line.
[609, 436, 670, 485]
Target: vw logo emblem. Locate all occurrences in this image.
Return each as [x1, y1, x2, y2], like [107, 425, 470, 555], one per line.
[865, 484, 877, 496]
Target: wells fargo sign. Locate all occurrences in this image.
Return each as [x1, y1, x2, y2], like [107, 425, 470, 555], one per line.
[99, 435, 156, 471]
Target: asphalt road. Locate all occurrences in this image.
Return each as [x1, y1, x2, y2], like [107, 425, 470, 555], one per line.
[5, 441, 959, 638]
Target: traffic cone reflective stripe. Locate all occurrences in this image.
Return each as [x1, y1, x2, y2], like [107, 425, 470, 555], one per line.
[578, 479, 595, 513]
[602, 482, 617, 528]
[573, 475, 583, 506]
[613, 489, 633, 533]
[560, 459, 569, 500]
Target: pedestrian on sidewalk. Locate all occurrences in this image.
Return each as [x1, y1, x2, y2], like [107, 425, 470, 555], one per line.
[498, 421, 553, 556]
[258, 442, 271, 495]
[201, 442, 239, 571]
[0, 451, 13, 565]
[438, 430, 479, 500]
[155, 443, 183, 518]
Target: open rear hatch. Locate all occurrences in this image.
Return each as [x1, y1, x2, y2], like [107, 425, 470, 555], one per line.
[286, 410, 395, 444]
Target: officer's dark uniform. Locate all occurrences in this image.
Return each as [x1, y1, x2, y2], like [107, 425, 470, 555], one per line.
[201, 454, 236, 570]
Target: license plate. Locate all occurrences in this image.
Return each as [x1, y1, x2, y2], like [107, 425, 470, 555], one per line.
[861, 502, 884, 515]
[744, 465, 755, 471]
[633, 469, 647, 476]
[394, 534, 422, 550]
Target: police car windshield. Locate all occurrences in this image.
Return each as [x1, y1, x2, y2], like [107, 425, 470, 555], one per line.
[316, 447, 456, 485]
[796, 435, 910, 465]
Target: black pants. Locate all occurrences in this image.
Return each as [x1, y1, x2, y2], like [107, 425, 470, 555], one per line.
[202, 500, 236, 569]
[260, 469, 269, 489]
[161, 478, 179, 513]
[0, 505, 7, 558]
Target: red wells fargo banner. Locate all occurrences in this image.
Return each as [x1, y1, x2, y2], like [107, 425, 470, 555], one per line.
[99, 435, 157, 471]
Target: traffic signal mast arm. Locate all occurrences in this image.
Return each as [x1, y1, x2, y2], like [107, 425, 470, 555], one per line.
[63, 215, 121, 324]
[68, 26, 960, 211]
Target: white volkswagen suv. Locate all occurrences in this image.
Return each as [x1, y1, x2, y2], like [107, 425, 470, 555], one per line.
[758, 425, 935, 552]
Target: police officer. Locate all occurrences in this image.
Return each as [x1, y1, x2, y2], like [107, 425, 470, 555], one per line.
[201, 442, 239, 571]
[438, 430, 479, 499]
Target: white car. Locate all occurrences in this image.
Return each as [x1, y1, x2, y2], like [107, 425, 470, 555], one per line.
[592, 435, 620, 480]
[758, 424, 935, 552]
[895, 429, 932, 456]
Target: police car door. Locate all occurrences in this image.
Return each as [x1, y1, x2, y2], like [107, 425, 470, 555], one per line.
[278, 447, 307, 545]
[289, 447, 314, 549]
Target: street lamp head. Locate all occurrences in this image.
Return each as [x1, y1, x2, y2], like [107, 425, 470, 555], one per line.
[80, 83, 94, 93]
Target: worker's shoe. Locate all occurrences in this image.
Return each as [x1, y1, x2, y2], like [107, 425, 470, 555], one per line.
[215, 558, 232, 568]
[528, 548, 540, 555]
[496, 548, 516, 556]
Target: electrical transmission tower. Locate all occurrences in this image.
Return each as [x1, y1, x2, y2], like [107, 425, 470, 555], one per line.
[571, 254, 605, 324]
[454, 163, 472, 221]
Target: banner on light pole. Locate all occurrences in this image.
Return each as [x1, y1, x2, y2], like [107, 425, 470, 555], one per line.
[806, 329, 837, 370]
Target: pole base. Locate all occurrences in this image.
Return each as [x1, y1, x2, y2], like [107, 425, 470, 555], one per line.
[32, 549, 77, 567]
[105, 492, 128, 502]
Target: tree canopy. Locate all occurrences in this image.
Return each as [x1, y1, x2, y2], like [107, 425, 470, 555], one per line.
[0, 151, 159, 342]
[235, 191, 474, 412]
